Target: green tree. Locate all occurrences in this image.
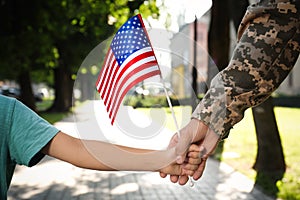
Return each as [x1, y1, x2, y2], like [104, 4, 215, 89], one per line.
[0, 0, 56, 110]
[0, 0, 159, 112]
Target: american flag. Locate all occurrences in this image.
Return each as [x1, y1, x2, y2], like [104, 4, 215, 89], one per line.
[95, 14, 161, 125]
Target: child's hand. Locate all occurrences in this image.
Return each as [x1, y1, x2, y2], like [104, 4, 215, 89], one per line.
[159, 144, 202, 177]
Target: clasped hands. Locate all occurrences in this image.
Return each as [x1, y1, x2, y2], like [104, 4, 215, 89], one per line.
[159, 119, 220, 185]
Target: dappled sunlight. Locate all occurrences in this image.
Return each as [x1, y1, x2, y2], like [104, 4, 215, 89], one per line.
[110, 183, 139, 195]
[8, 155, 272, 200]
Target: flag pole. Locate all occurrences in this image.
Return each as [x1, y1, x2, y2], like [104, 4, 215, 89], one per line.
[140, 15, 193, 186]
[140, 14, 181, 138]
[158, 74, 181, 138]
[158, 73, 194, 187]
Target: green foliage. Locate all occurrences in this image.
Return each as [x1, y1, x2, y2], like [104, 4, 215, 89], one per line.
[37, 98, 69, 124]
[36, 99, 54, 112]
[124, 95, 169, 108]
[0, 0, 159, 85]
[139, 0, 159, 19]
[39, 112, 69, 124]
[277, 176, 300, 200]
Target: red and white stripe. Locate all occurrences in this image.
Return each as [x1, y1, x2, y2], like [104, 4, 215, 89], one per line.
[95, 46, 160, 124]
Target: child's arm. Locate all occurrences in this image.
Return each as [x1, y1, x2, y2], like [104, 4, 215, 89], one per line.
[42, 131, 201, 176]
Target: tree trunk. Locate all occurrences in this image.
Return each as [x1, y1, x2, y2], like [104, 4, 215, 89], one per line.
[228, 0, 249, 30]
[78, 70, 95, 101]
[18, 69, 36, 111]
[48, 66, 73, 112]
[208, 0, 230, 72]
[208, 0, 230, 159]
[252, 97, 286, 196]
[191, 17, 198, 111]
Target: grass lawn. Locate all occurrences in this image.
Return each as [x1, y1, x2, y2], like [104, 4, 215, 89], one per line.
[219, 107, 300, 200]
[36, 99, 70, 124]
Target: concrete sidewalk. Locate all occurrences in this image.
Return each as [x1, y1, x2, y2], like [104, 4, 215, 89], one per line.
[8, 101, 275, 200]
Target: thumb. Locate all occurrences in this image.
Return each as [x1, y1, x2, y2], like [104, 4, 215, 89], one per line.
[199, 129, 220, 158]
[175, 133, 192, 164]
[174, 119, 202, 164]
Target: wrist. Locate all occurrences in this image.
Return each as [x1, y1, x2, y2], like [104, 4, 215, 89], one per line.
[156, 147, 177, 173]
[187, 118, 209, 142]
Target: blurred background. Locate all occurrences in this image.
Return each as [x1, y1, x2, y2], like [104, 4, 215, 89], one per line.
[1, 0, 299, 199]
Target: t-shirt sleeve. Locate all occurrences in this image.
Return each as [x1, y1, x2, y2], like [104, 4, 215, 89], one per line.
[9, 100, 59, 167]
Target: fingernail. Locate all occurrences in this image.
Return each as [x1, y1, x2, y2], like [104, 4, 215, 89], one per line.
[176, 156, 183, 163]
[199, 146, 204, 151]
[199, 151, 203, 158]
[199, 146, 207, 158]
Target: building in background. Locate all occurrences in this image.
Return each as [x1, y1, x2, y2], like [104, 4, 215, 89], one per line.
[169, 10, 300, 99]
[170, 15, 209, 99]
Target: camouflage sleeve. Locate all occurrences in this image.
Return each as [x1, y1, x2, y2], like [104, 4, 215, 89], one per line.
[192, 0, 300, 139]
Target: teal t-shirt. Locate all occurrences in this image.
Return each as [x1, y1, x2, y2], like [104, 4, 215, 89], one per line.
[0, 95, 59, 199]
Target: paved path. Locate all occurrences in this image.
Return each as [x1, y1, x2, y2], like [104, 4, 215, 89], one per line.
[8, 101, 275, 200]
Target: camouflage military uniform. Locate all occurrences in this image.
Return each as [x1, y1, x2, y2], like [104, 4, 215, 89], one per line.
[192, 0, 300, 139]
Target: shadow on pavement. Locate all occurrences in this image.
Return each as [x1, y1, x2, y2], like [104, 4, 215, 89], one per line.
[8, 156, 274, 200]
